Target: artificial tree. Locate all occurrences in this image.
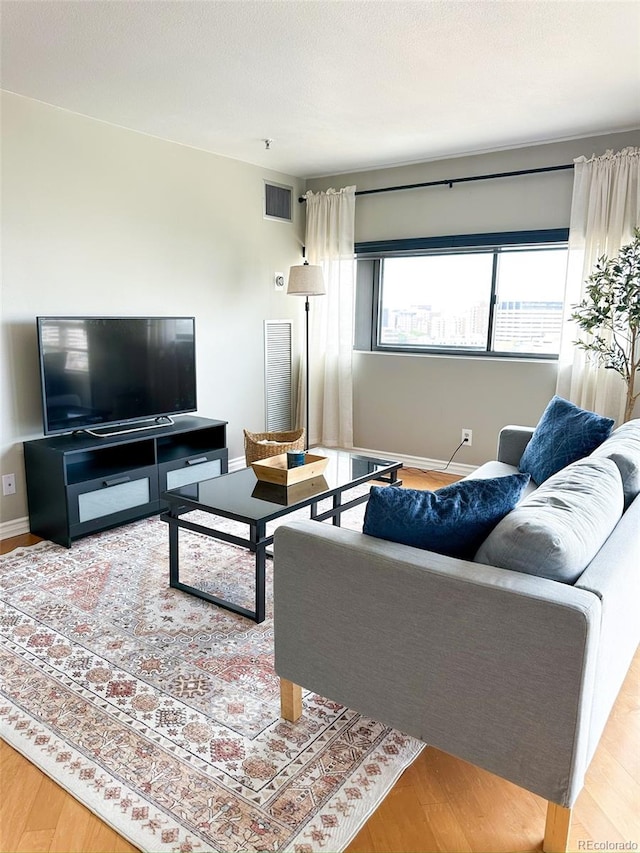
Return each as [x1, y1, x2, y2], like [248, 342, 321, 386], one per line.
[571, 229, 640, 422]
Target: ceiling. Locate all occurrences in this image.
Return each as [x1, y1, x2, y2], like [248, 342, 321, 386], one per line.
[2, 0, 639, 178]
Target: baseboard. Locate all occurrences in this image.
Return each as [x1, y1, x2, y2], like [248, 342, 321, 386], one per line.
[228, 455, 247, 472]
[0, 516, 31, 541]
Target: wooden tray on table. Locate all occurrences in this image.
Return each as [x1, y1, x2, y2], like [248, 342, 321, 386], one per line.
[250, 453, 328, 486]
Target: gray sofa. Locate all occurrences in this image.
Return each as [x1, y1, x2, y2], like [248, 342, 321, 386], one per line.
[273, 421, 640, 853]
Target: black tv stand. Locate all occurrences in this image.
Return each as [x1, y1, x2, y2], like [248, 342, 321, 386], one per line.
[77, 415, 177, 439]
[24, 416, 228, 548]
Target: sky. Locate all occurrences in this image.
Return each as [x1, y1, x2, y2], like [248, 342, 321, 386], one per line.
[381, 248, 568, 312]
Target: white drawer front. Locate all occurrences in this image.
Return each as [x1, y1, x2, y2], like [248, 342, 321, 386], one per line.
[166, 459, 221, 490]
[78, 478, 151, 523]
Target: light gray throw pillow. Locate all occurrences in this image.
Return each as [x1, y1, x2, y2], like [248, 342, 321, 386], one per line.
[590, 418, 640, 509]
[474, 457, 624, 584]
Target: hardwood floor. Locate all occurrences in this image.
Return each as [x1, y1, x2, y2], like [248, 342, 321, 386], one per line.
[2, 470, 639, 852]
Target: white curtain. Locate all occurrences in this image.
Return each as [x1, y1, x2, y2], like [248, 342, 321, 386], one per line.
[556, 147, 640, 423]
[299, 186, 356, 448]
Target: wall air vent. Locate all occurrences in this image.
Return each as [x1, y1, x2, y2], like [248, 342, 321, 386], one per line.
[264, 320, 293, 430]
[264, 181, 293, 222]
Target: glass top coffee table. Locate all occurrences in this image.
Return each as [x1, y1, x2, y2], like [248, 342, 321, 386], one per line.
[161, 448, 402, 623]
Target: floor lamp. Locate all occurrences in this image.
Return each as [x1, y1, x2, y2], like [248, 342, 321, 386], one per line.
[287, 261, 326, 451]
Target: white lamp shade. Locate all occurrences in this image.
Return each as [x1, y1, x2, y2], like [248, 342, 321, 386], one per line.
[287, 263, 326, 296]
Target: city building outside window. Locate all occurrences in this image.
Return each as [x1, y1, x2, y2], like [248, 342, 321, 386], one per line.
[357, 232, 569, 359]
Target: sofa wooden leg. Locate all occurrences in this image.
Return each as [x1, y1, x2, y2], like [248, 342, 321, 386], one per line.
[543, 801, 572, 853]
[280, 678, 302, 722]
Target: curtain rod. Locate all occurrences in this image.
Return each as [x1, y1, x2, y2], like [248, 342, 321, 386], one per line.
[298, 163, 574, 203]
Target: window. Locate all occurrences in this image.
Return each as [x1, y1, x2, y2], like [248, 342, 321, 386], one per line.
[357, 230, 569, 358]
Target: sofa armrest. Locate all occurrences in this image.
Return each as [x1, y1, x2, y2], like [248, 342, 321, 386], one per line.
[574, 495, 640, 763]
[274, 520, 600, 808]
[497, 424, 534, 466]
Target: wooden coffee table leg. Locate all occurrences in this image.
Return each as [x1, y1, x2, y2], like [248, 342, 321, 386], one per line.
[280, 678, 302, 721]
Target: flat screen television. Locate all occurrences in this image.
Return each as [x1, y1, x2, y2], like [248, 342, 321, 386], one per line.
[36, 316, 197, 436]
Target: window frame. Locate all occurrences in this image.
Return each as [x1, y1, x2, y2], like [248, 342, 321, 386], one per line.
[355, 229, 569, 360]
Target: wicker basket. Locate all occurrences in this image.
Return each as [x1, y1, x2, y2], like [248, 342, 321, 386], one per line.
[243, 428, 305, 465]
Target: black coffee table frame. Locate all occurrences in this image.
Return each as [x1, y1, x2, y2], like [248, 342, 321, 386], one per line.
[160, 452, 402, 624]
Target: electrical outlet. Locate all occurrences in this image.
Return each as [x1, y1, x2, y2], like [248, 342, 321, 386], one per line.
[274, 272, 285, 291]
[461, 429, 473, 447]
[2, 473, 16, 496]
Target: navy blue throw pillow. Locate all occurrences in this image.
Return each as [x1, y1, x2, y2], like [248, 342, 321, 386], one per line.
[519, 395, 614, 484]
[362, 474, 530, 559]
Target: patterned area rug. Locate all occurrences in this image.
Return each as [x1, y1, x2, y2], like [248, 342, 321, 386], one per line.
[1, 502, 423, 852]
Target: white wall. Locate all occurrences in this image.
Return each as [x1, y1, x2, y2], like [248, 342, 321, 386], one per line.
[352, 352, 559, 464]
[1, 93, 306, 527]
[307, 130, 640, 466]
